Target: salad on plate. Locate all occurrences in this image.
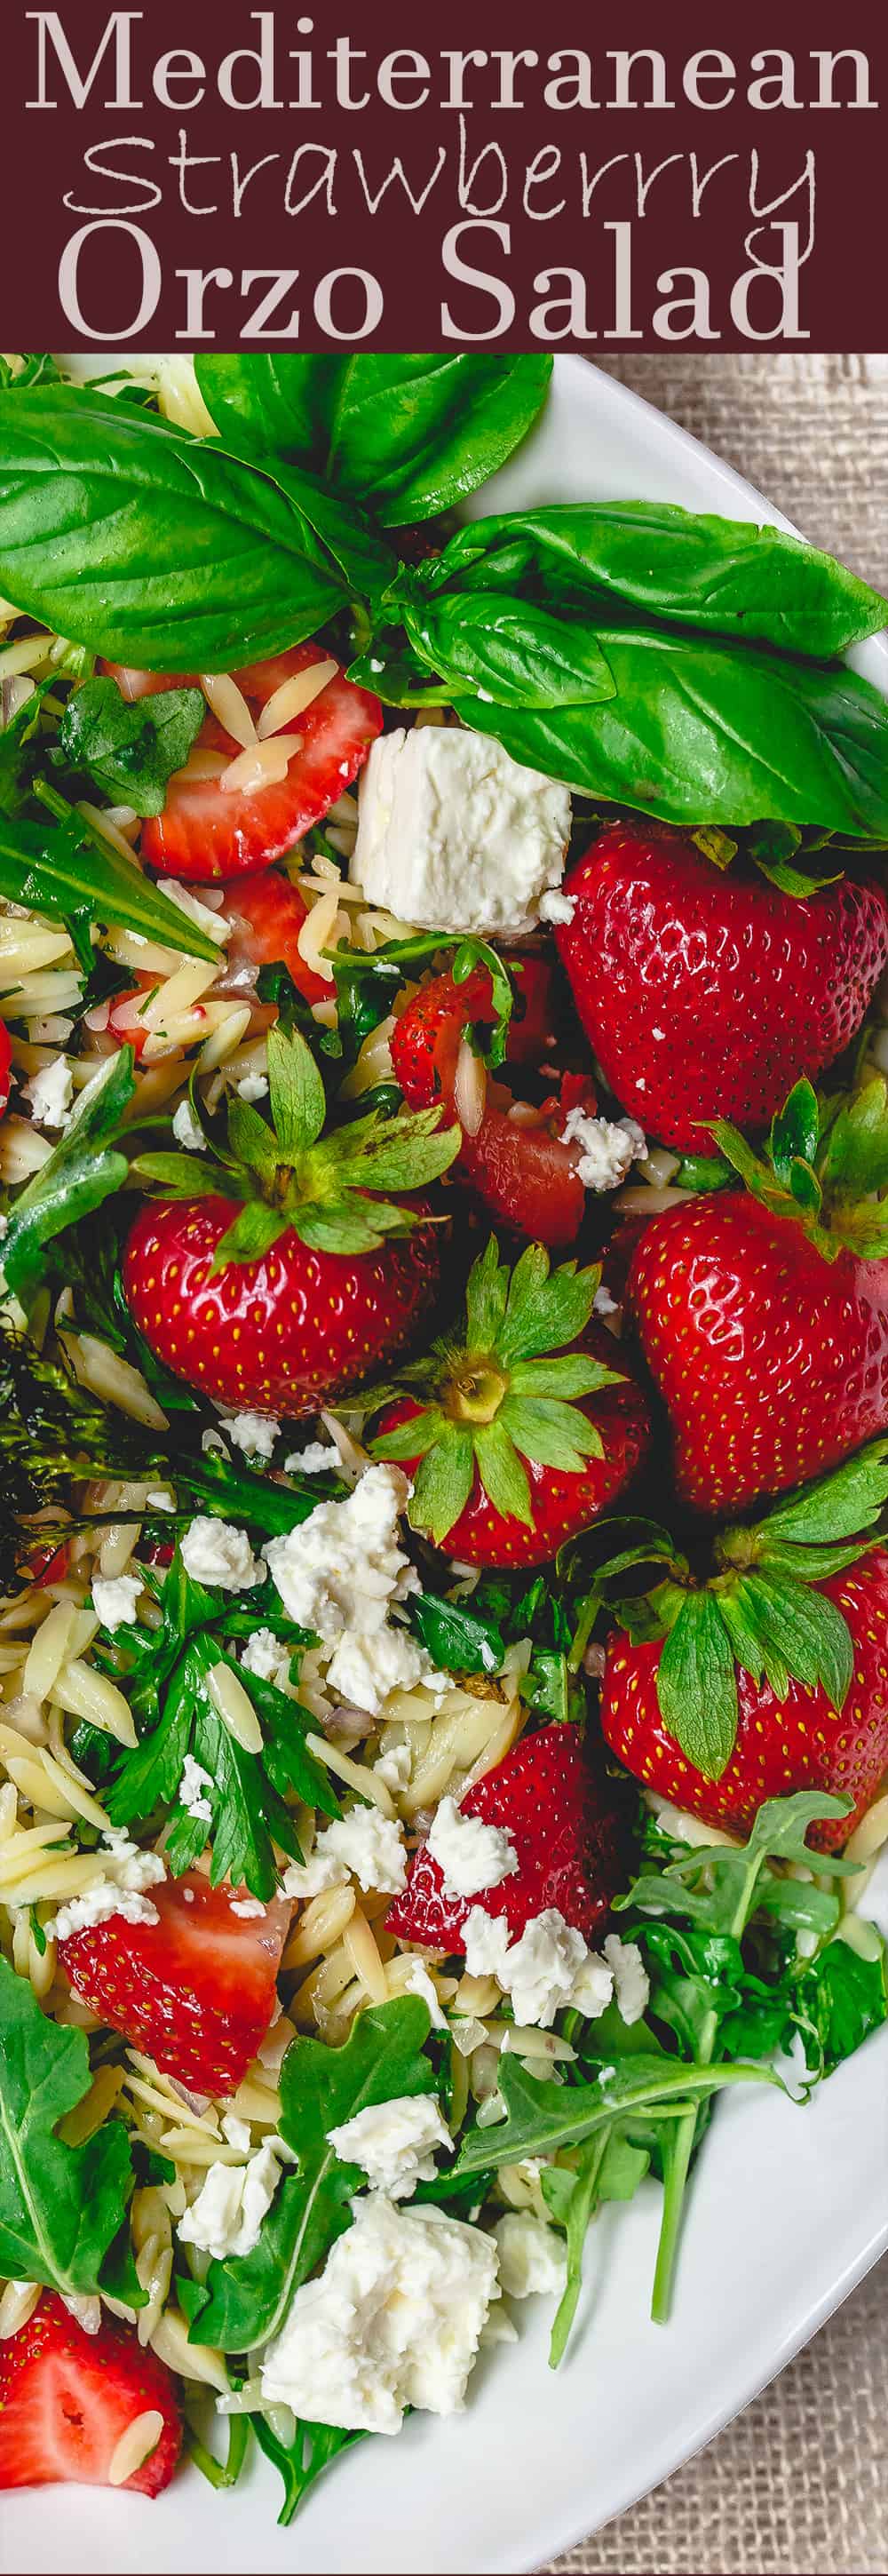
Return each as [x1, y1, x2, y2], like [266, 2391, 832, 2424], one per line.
[0, 348, 886, 2521]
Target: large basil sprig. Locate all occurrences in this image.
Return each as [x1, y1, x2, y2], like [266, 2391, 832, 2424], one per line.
[0, 391, 358, 669]
[194, 352, 552, 525]
[428, 502, 888, 659]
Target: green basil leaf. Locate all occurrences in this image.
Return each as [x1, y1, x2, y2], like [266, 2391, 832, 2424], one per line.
[55, 676, 204, 817]
[430, 502, 888, 657]
[403, 591, 614, 709]
[326, 354, 553, 524]
[462, 632, 888, 839]
[194, 354, 343, 468]
[0, 810, 219, 963]
[2, 1049, 135, 1308]
[0, 390, 346, 670]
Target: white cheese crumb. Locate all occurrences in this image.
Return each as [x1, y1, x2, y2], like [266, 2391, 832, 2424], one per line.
[46, 1840, 165, 1944]
[178, 2138, 289, 2262]
[538, 887, 576, 926]
[180, 1515, 265, 1593]
[282, 1805, 407, 1899]
[426, 1794, 518, 1901]
[264, 1464, 417, 1641]
[260, 2191, 500, 2435]
[493, 2211, 567, 2300]
[462, 1906, 615, 2030]
[560, 1109, 646, 1194]
[229, 1896, 266, 1919]
[328, 2093, 452, 2199]
[218, 1409, 280, 1461]
[235, 1071, 269, 1103]
[327, 1626, 452, 1718]
[285, 1440, 340, 1475]
[171, 1098, 207, 1152]
[178, 1753, 213, 1824]
[240, 1627, 293, 1693]
[373, 1743, 412, 1794]
[24, 1058, 74, 1129]
[91, 1572, 141, 1630]
[352, 727, 572, 938]
[593, 1282, 619, 1318]
[603, 1932, 650, 2025]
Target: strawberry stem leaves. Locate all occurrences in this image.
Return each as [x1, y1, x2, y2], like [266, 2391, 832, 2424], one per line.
[711, 1072, 888, 1263]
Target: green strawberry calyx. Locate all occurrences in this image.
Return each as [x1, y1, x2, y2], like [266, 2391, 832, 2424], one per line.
[130, 1022, 460, 1261]
[710, 1071, 888, 1264]
[366, 1234, 625, 1542]
[601, 1439, 888, 1782]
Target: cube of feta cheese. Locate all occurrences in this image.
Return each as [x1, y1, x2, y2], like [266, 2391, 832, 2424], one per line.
[259, 2191, 500, 2435]
[352, 726, 571, 937]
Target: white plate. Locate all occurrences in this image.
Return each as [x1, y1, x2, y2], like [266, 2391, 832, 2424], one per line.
[5, 356, 888, 2576]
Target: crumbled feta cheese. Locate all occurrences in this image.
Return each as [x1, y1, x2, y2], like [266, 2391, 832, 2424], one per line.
[426, 1795, 518, 1901]
[593, 1282, 619, 1318]
[240, 1627, 293, 1693]
[560, 1108, 646, 1194]
[373, 1742, 412, 1795]
[235, 1071, 269, 1103]
[178, 2138, 289, 2262]
[328, 2093, 452, 2199]
[46, 1839, 165, 1944]
[603, 1932, 650, 2025]
[538, 887, 576, 926]
[91, 1572, 141, 1630]
[462, 1905, 615, 2030]
[260, 2191, 500, 2435]
[352, 727, 571, 938]
[327, 1626, 451, 1718]
[399, 1956, 447, 2030]
[285, 1439, 340, 1475]
[264, 1464, 416, 1640]
[180, 1515, 265, 1593]
[282, 1805, 407, 1899]
[157, 878, 229, 943]
[178, 1754, 213, 1824]
[493, 2212, 567, 2300]
[24, 1058, 73, 1129]
[218, 1410, 279, 1462]
[171, 1098, 207, 1152]
[229, 1896, 266, 1919]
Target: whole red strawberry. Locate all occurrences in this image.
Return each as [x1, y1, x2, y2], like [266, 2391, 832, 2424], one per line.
[370, 1236, 649, 1568]
[392, 961, 596, 1246]
[598, 1448, 888, 1850]
[0, 2294, 181, 2495]
[556, 826, 888, 1151]
[125, 1022, 458, 1414]
[387, 1723, 625, 1952]
[60, 1870, 290, 2095]
[629, 1077, 888, 1515]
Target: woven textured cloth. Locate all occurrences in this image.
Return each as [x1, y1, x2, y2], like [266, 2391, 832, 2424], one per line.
[544, 354, 888, 2576]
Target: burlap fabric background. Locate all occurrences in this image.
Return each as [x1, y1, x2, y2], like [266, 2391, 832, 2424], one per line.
[543, 354, 888, 2576]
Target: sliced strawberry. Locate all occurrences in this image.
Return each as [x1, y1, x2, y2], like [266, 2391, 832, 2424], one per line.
[392, 965, 591, 1248]
[224, 869, 329, 1006]
[27, 1538, 72, 1586]
[132, 645, 382, 884]
[83, 970, 160, 1060]
[60, 1871, 290, 2095]
[0, 2295, 181, 2496]
[101, 664, 191, 702]
[387, 1725, 624, 1952]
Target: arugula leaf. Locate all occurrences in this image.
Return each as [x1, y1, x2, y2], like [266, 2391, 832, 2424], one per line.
[463, 632, 888, 840]
[446, 2051, 773, 2184]
[0, 1956, 136, 2297]
[54, 676, 204, 817]
[428, 502, 888, 658]
[1, 1049, 135, 1309]
[0, 804, 219, 963]
[192, 1999, 437, 2352]
[796, 1926, 888, 2072]
[0, 391, 348, 671]
[253, 2412, 363, 2528]
[408, 1590, 504, 1676]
